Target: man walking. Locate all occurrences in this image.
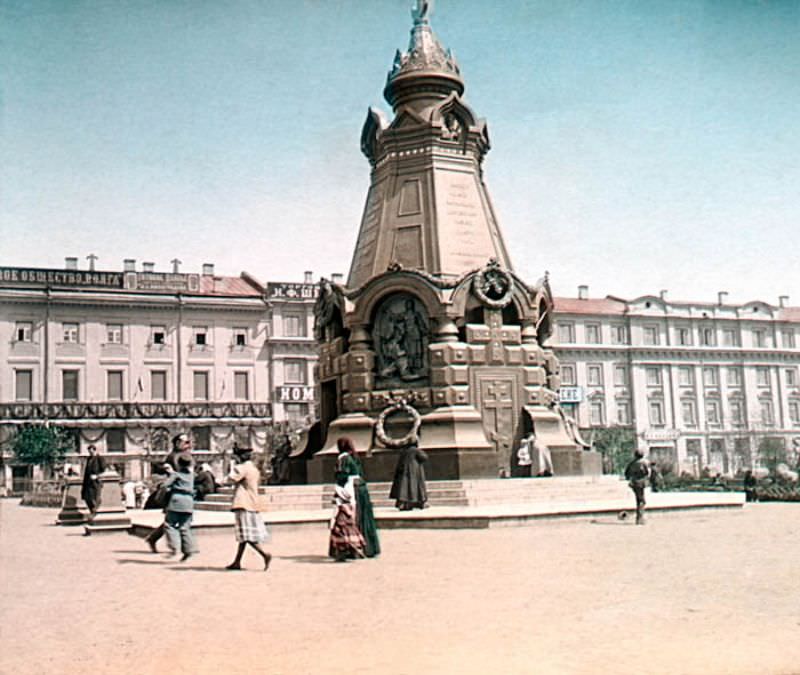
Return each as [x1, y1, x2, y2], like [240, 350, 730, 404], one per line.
[624, 449, 650, 525]
[145, 433, 192, 552]
[81, 445, 106, 521]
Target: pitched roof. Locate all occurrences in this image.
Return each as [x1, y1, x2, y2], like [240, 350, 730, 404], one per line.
[553, 297, 627, 316]
[198, 275, 262, 297]
[778, 307, 800, 323]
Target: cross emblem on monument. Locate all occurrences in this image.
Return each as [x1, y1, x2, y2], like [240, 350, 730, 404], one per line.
[485, 309, 506, 364]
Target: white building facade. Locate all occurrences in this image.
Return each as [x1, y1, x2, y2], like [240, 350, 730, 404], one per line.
[0, 261, 318, 491]
[552, 289, 800, 475]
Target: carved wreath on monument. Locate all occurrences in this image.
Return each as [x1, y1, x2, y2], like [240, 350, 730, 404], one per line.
[373, 293, 429, 385]
[472, 258, 513, 309]
[375, 398, 422, 448]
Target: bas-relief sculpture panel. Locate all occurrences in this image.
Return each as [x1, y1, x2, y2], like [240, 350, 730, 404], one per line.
[373, 293, 430, 388]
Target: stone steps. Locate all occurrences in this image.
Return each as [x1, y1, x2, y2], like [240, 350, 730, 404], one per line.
[196, 477, 629, 512]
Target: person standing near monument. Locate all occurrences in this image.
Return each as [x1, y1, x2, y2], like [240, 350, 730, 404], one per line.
[225, 446, 271, 571]
[160, 453, 196, 561]
[389, 441, 429, 510]
[624, 449, 651, 525]
[335, 437, 380, 557]
[81, 445, 106, 521]
[516, 436, 533, 477]
[145, 433, 192, 552]
[328, 482, 366, 561]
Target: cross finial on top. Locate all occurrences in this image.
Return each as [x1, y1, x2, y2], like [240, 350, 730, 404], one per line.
[171, 258, 182, 273]
[86, 253, 98, 271]
[412, 0, 432, 25]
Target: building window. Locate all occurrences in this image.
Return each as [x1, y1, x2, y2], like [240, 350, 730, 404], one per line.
[727, 367, 743, 387]
[558, 323, 575, 344]
[106, 428, 125, 453]
[285, 403, 308, 423]
[730, 399, 745, 425]
[193, 371, 209, 400]
[722, 328, 740, 347]
[192, 426, 211, 452]
[15, 321, 33, 342]
[789, 401, 800, 425]
[642, 325, 659, 346]
[234, 372, 249, 400]
[611, 324, 628, 345]
[62, 370, 79, 401]
[756, 367, 770, 388]
[193, 326, 209, 347]
[705, 399, 722, 426]
[589, 400, 605, 426]
[678, 366, 694, 387]
[106, 324, 123, 344]
[613, 365, 627, 387]
[585, 323, 601, 344]
[62, 322, 79, 343]
[587, 364, 603, 387]
[107, 371, 123, 401]
[15, 369, 33, 401]
[233, 327, 248, 346]
[786, 368, 798, 388]
[151, 370, 167, 400]
[699, 326, 716, 347]
[648, 400, 665, 426]
[151, 325, 166, 346]
[782, 329, 796, 349]
[702, 367, 719, 387]
[676, 326, 692, 346]
[760, 399, 774, 426]
[284, 360, 306, 384]
[284, 314, 305, 338]
[645, 367, 662, 387]
[752, 328, 767, 348]
[681, 400, 697, 426]
[616, 400, 631, 425]
[560, 364, 576, 386]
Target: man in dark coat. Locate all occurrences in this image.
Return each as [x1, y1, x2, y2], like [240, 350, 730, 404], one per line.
[145, 433, 192, 552]
[389, 442, 429, 510]
[624, 449, 650, 525]
[81, 444, 106, 520]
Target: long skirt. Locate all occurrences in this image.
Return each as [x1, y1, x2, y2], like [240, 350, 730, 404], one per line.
[328, 504, 366, 560]
[355, 483, 381, 558]
[233, 509, 270, 544]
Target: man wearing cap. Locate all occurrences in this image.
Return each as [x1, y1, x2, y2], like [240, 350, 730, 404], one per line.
[145, 433, 192, 552]
[624, 449, 651, 525]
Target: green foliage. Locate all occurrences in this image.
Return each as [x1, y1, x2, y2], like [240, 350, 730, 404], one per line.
[11, 425, 74, 471]
[590, 426, 636, 475]
[757, 437, 787, 475]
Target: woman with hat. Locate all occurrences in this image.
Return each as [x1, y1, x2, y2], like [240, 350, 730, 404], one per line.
[226, 446, 272, 571]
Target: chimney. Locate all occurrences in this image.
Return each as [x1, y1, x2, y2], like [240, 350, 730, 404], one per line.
[65, 257, 78, 270]
[123, 259, 136, 272]
[779, 295, 789, 308]
[304, 270, 313, 284]
[718, 291, 729, 306]
[331, 273, 344, 285]
[142, 262, 155, 273]
[202, 263, 215, 276]
[578, 285, 588, 300]
[659, 289, 668, 301]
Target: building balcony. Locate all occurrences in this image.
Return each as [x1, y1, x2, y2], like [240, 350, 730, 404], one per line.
[0, 401, 272, 425]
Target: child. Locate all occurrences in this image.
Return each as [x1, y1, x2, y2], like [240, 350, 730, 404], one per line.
[162, 452, 196, 561]
[328, 483, 366, 562]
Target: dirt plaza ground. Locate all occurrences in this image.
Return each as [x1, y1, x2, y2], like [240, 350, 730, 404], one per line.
[1, 500, 799, 675]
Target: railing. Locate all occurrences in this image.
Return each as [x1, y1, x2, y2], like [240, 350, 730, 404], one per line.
[0, 401, 272, 421]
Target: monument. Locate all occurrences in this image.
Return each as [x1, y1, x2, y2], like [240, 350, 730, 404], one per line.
[307, 1, 599, 481]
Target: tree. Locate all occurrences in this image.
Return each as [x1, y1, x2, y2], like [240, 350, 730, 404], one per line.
[11, 425, 75, 476]
[757, 436, 788, 476]
[590, 426, 637, 475]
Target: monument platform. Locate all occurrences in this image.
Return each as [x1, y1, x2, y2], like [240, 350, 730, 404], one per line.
[128, 478, 745, 537]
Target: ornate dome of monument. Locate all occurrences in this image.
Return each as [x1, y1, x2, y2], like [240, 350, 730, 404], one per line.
[384, 1, 464, 112]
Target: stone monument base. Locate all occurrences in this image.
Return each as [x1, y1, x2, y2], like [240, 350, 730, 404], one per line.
[550, 448, 604, 476]
[83, 471, 132, 535]
[57, 477, 88, 525]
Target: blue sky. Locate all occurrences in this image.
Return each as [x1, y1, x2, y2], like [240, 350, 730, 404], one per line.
[1, 0, 798, 304]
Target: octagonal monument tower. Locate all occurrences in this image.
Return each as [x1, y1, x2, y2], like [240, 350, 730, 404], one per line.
[307, 2, 599, 481]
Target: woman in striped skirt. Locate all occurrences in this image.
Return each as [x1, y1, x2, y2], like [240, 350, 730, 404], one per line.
[226, 446, 272, 571]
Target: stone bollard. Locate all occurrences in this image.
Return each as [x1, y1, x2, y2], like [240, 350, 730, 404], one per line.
[56, 477, 89, 525]
[83, 470, 132, 535]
